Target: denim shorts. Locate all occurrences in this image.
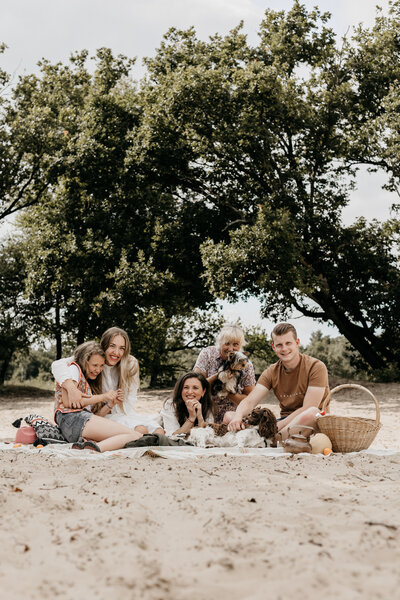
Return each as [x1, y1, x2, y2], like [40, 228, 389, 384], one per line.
[55, 410, 92, 443]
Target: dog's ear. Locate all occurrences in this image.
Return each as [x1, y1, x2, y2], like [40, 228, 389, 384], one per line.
[243, 351, 250, 357]
[227, 351, 235, 361]
[258, 409, 278, 438]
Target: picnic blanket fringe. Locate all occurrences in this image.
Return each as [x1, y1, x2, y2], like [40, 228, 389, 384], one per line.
[0, 442, 398, 460]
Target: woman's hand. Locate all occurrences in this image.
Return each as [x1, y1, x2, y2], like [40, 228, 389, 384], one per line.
[194, 403, 205, 426]
[185, 399, 199, 421]
[103, 390, 119, 406]
[207, 372, 219, 384]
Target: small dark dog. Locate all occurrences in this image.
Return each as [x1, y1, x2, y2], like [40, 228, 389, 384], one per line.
[212, 351, 249, 399]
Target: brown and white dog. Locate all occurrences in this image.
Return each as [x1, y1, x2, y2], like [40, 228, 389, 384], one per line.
[187, 407, 278, 448]
[212, 351, 249, 399]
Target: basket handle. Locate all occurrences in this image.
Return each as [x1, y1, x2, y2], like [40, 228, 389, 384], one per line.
[322, 383, 380, 426]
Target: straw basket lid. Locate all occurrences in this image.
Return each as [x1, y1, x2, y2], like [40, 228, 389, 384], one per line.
[317, 383, 381, 453]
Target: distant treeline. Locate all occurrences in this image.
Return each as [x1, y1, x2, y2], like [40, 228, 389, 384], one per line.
[5, 330, 367, 389]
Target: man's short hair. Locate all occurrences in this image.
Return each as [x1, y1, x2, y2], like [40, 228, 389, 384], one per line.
[271, 323, 298, 341]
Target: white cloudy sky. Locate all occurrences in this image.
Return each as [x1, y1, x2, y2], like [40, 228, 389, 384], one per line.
[1, 0, 394, 341]
[1, 0, 390, 78]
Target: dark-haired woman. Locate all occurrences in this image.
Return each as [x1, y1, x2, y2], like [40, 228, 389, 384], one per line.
[160, 372, 214, 436]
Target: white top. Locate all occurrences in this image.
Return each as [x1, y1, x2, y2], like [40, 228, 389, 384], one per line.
[65, 363, 80, 383]
[160, 398, 214, 436]
[51, 357, 139, 416]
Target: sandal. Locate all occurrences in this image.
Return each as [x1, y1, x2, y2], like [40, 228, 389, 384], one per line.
[72, 440, 101, 452]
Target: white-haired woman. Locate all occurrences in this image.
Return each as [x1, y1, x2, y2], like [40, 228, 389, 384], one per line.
[52, 327, 164, 435]
[193, 324, 255, 424]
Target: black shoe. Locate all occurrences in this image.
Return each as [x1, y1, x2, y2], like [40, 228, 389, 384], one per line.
[124, 434, 160, 448]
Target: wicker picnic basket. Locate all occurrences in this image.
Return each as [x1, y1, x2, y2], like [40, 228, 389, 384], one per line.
[316, 383, 381, 453]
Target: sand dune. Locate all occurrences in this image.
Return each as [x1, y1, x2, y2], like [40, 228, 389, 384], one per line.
[0, 381, 399, 599]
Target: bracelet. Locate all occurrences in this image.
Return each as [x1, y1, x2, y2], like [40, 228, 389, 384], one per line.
[187, 417, 195, 424]
[104, 401, 111, 409]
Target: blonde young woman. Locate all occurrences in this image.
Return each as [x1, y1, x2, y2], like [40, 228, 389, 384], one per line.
[193, 324, 256, 424]
[51, 327, 163, 435]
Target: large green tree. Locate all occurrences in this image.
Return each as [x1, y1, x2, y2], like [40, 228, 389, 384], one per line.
[6, 2, 400, 379]
[0, 46, 85, 221]
[15, 48, 227, 379]
[136, 2, 400, 373]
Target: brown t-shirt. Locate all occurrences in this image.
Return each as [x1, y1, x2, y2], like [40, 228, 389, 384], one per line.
[257, 354, 329, 417]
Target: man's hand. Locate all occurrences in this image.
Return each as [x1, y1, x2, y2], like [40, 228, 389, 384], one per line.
[228, 417, 245, 432]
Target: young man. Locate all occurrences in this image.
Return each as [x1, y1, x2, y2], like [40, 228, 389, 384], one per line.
[227, 323, 329, 439]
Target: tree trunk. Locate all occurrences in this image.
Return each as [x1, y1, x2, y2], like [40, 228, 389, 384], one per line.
[149, 356, 162, 388]
[0, 353, 12, 385]
[77, 322, 85, 346]
[55, 299, 62, 359]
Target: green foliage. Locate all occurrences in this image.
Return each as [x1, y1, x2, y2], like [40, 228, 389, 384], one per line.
[0, 237, 48, 384]
[242, 325, 276, 375]
[133, 308, 224, 386]
[6, 346, 56, 384]
[184, 2, 400, 374]
[11, 48, 232, 371]
[303, 331, 357, 378]
[3, 2, 400, 380]
[8, 43, 261, 379]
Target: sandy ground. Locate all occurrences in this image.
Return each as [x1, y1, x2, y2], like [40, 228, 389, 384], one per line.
[0, 379, 399, 599]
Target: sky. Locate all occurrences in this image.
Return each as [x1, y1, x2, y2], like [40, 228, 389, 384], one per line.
[1, 0, 390, 78]
[0, 0, 394, 342]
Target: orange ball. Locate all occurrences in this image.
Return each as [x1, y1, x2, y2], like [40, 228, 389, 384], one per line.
[13, 443, 22, 448]
[323, 447, 333, 455]
[36, 444, 44, 449]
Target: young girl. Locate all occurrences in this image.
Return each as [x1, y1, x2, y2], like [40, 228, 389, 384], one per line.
[55, 341, 143, 452]
[160, 371, 214, 436]
[52, 327, 163, 435]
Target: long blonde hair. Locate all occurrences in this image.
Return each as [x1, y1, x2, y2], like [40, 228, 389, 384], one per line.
[100, 327, 140, 392]
[73, 341, 105, 395]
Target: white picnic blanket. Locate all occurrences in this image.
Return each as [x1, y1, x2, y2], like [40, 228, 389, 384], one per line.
[0, 442, 399, 460]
